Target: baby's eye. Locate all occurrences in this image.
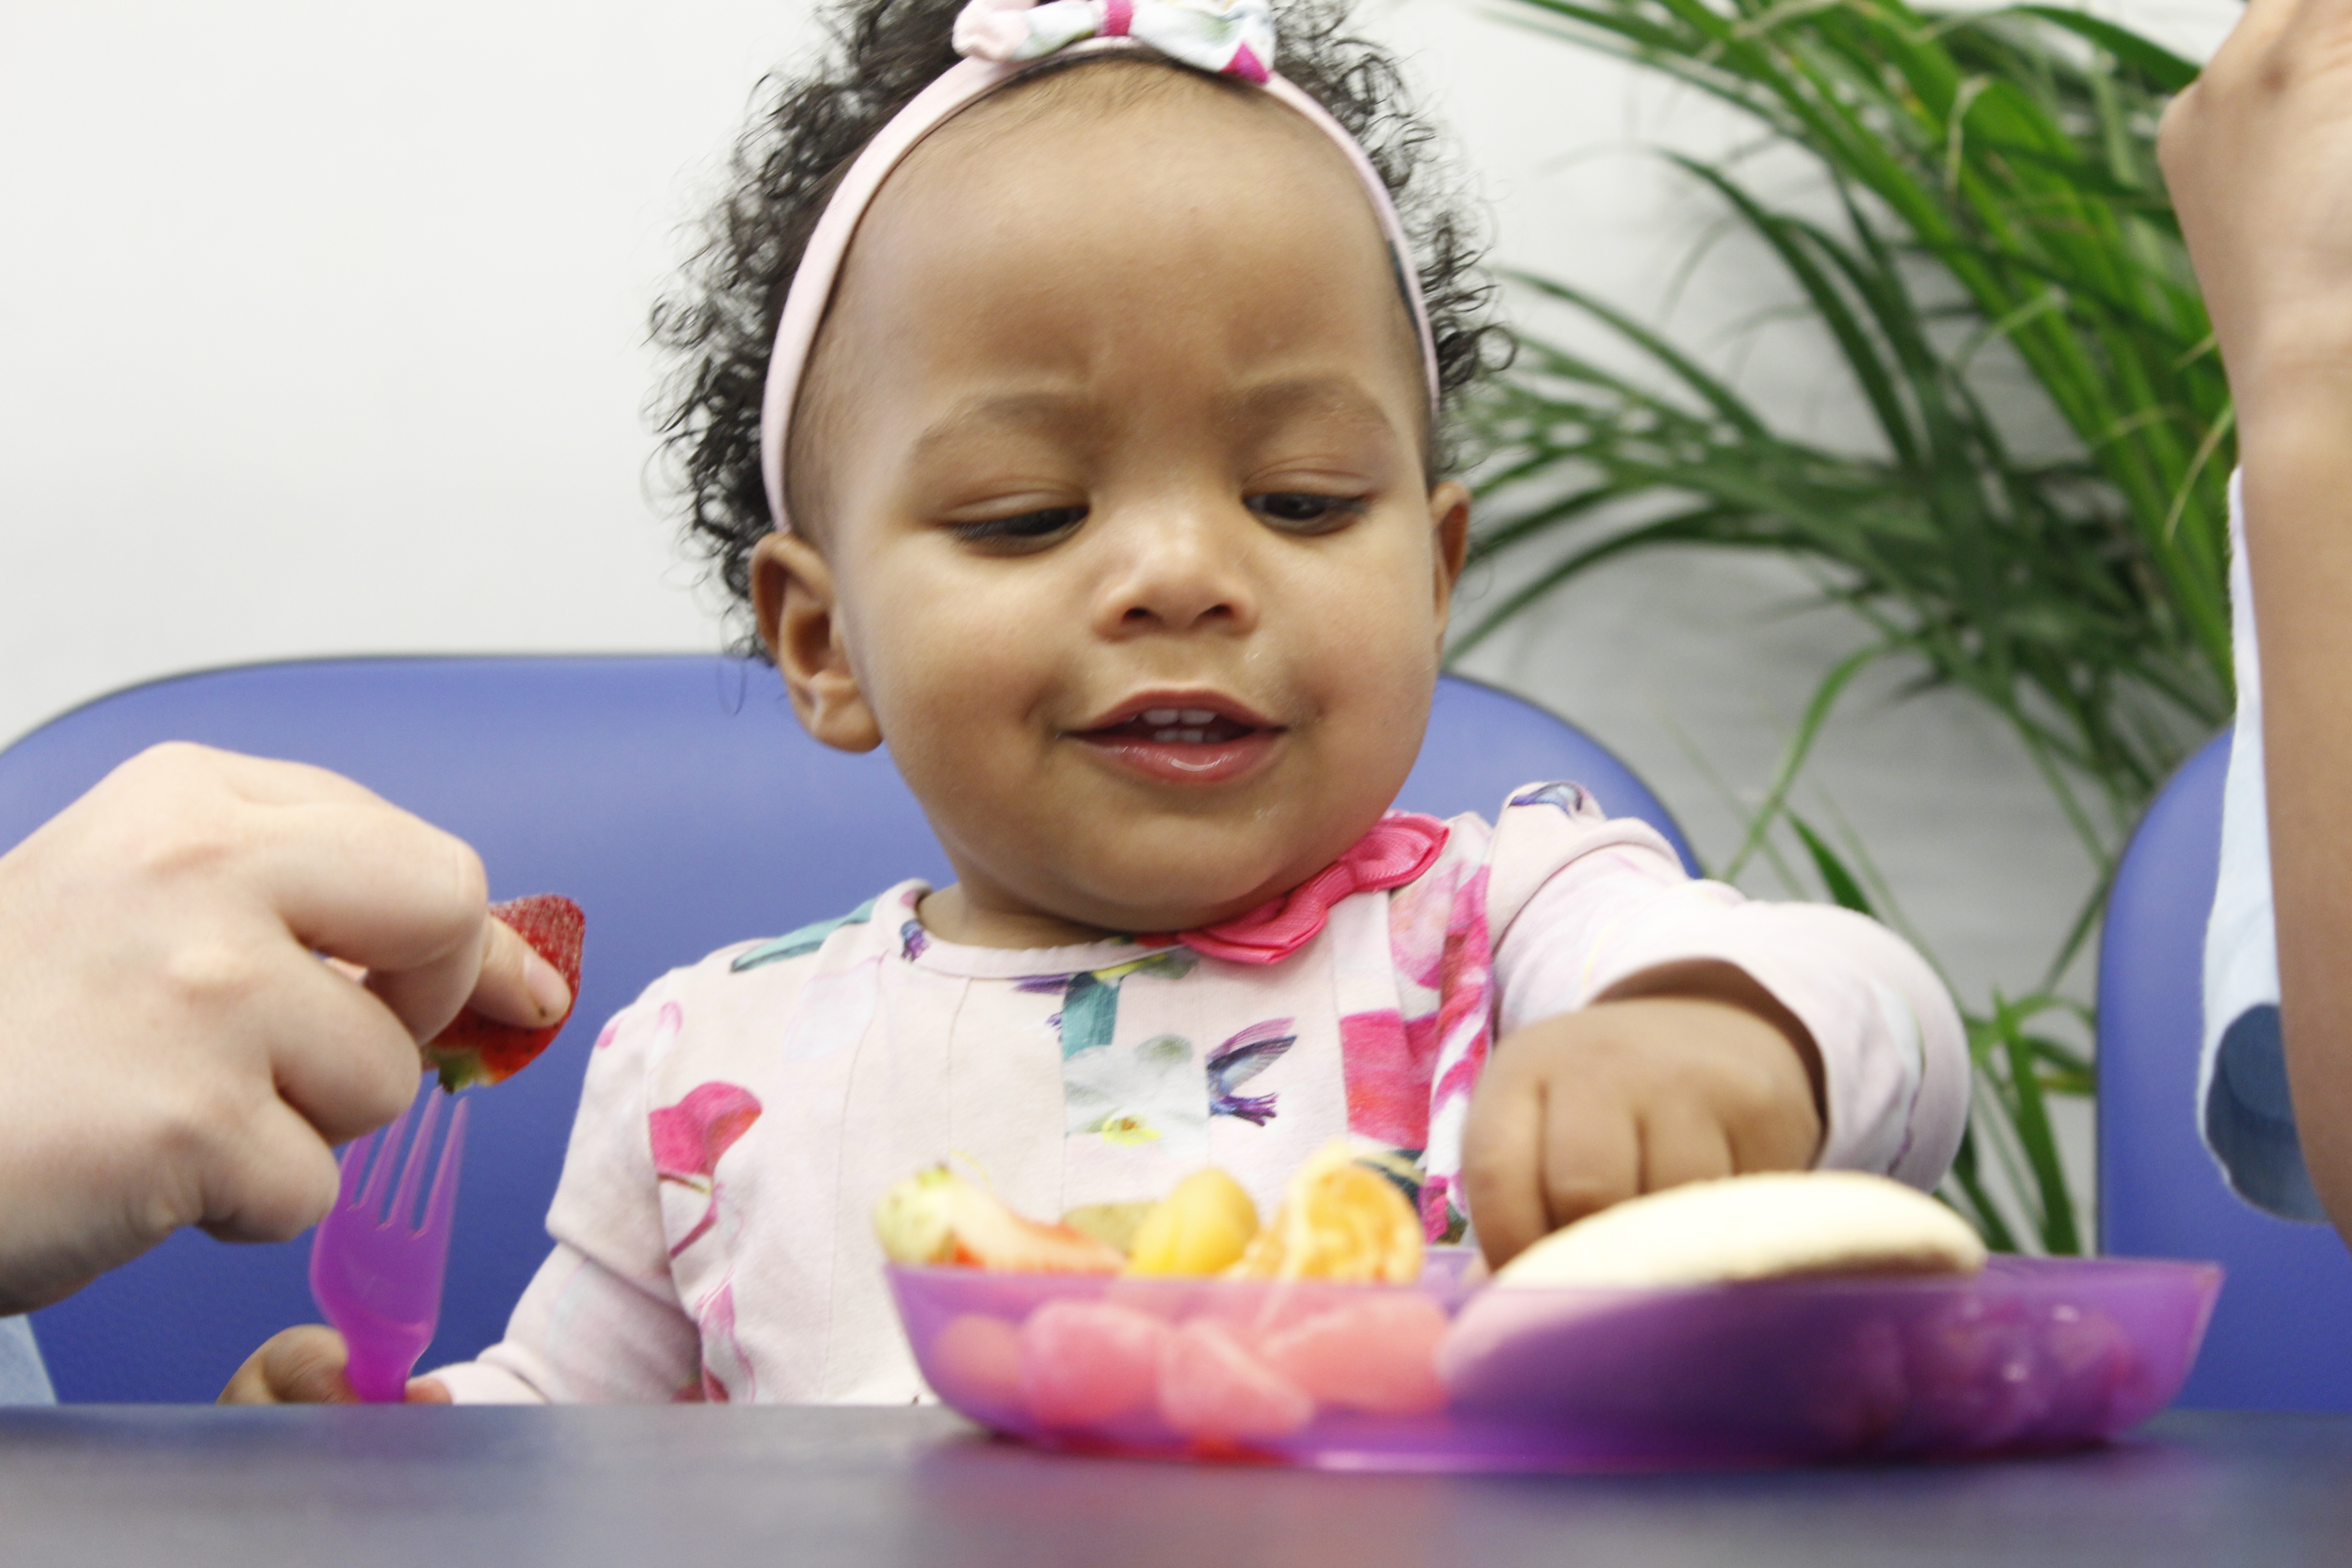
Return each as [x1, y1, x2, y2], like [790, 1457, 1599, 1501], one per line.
[1246, 492, 1366, 534]
[951, 505, 1087, 548]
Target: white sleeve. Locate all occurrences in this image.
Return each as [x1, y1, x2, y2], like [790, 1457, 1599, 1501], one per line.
[2199, 469, 2321, 1220]
[428, 982, 706, 1401]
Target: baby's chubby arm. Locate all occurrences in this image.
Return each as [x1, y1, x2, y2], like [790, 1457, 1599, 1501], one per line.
[1462, 960, 1823, 1268]
[1449, 795, 1966, 1269]
[2164, 2, 2352, 1230]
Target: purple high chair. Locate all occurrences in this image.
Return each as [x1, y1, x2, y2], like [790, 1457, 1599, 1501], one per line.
[2, 656, 1694, 1402]
[2098, 731, 2352, 1409]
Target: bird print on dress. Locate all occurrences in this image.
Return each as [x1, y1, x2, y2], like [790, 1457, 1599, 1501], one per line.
[1017, 950, 1200, 1057]
[1015, 951, 1203, 1150]
[1508, 781, 1591, 817]
[1206, 1017, 1297, 1125]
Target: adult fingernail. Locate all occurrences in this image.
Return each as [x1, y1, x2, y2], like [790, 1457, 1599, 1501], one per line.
[524, 951, 572, 1021]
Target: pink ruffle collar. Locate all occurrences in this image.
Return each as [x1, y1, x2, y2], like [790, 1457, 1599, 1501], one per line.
[1140, 812, 1449, 966]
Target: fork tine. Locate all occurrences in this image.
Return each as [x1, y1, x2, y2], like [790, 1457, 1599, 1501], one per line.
[421, 1096, 469, 1240]
[357, 1078, 423, 1216]
[390, 1087, 443, 1233]
[335, 1127, 374, 1208]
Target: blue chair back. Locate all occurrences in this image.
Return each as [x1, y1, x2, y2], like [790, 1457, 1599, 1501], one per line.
[5, 656, 1693, 1402]
[2098, 730, 2352, 1408]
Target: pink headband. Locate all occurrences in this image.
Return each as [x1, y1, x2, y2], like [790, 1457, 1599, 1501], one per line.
[755, 0, 1442, 534]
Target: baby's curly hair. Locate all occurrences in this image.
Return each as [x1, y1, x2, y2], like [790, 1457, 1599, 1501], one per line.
[650, 0, 1506, 650]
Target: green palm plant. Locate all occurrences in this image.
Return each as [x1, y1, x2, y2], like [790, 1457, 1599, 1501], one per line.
[1459, 0, 2230, 1252]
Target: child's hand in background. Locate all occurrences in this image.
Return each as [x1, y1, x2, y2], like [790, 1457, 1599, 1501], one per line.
[1461, 962, 1824, 1268]
[2161, 0, 2352, 416]
[218, 1326, 450, 1405]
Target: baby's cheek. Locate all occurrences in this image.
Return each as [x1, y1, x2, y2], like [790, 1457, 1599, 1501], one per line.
[1308, 590, 1440, 768]
[856, 583, 1031, 735]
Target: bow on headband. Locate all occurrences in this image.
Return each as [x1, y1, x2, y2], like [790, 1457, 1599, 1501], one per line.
[954, 0, 1277, 82]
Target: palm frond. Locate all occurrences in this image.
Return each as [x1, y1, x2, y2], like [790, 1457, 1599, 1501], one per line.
[1465, 0, 2220, 1253]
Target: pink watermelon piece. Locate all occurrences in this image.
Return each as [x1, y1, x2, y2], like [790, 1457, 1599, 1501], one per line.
[1018, 1300, 1168, 1427]
[1157, 1318, 1314, 1444]
[927, 1314, 1024, 1418]
[1259, 1295, 1449, 1416]
[1800, 1315, 1909, 1450]
[1901, 1298, 2048, 1452]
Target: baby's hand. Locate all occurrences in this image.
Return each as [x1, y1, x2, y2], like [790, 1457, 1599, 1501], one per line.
[2161, 0, 2352, 413]
[1461, 964, 1823, 1269]
[217, 1326, 451, 1405]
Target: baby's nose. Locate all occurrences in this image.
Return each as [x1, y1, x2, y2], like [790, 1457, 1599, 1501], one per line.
[1094, 509, 1261, 636]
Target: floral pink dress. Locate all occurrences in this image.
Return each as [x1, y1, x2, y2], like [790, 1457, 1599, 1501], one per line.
[432, 783, 1966, 1404]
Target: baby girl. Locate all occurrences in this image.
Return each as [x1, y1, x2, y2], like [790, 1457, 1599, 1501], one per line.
[229, 0, 1965, 1405]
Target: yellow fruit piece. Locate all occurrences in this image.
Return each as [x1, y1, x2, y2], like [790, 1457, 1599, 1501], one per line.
[874, 1165, 960, 1265]
[1125, 1168, 1260, 1276]
[872, 1164, 1122, 1274]
[1228, 1140, 1422, 1284]
[1063, 1201, 1156, 1256]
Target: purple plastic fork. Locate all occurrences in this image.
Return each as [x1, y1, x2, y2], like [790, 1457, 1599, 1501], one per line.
[309, 1079, 469, 1402]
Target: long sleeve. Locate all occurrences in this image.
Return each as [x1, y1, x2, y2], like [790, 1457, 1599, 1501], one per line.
[2199, 469, 2321, 1220]
[1485, 785, 1969, 1190]
[431, 983, 704, 1403]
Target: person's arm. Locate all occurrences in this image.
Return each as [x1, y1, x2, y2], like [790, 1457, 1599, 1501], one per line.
[2162, 0, 2352, 1230]
[1457, 789, 1967, 1266]
[0, 742, 569, 1313]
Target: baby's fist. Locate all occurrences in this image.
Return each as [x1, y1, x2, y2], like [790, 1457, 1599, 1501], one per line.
[1462, 966, 1823, 1268]
[218, 1325, 451, 1405]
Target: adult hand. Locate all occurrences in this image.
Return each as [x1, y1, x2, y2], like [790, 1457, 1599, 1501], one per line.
[2161, 0, 2352, 421]
[0, 743, 569, 1314]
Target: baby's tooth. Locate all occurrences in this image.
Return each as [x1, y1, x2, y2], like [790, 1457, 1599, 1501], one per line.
[1178, 709, 1216, 725]
[1152, 727, 1184, 743]
[1178, 729, 1206, 744]
[1144, 708, 1181, 725]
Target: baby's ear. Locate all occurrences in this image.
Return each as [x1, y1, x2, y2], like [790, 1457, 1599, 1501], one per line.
[752, 532, 882, 754]
[1428, 479, 1472, 613]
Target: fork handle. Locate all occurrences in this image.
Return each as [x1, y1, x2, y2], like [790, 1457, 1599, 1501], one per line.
[344, 1340, 426, 1404]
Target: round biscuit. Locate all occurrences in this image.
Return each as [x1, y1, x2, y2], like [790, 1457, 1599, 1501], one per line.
[1492, 1171, 1986, 1289]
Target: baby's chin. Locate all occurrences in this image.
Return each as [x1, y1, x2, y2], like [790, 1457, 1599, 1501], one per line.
[1029, 847, 1341, 936]
[942, 781, 1404, 936]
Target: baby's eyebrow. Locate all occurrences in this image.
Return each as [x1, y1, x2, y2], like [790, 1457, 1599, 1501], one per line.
[906, 375, 1406, 459]
[1223, 375, 1403, 437]
[911, 391, 1097, 457]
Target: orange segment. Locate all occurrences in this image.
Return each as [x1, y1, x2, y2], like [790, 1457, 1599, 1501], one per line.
[1227, 1140, 1422, 1284]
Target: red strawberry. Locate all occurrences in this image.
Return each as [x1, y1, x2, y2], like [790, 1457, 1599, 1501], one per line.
[422, 894, 584, 1091]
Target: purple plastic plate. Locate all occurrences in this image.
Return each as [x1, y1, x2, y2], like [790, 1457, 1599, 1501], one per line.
[887, 1251, 2220, 1471]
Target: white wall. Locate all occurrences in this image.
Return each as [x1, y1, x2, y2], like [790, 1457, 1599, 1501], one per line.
[2, 0, 2244, 1229]
[1, 1, 806, 743]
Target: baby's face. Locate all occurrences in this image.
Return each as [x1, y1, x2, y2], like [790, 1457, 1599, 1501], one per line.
[756, 65, 1468, 945]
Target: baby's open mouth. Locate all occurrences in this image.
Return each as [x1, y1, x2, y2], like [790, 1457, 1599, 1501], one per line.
[1073, 700, 1283, 785]
[1086, 707, 1259, 745]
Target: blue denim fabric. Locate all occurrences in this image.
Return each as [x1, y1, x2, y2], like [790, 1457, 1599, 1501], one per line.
[0, 1314, 56, 1406]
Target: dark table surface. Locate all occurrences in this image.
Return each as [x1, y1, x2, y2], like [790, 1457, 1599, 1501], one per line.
[5, 1405, 2349, 1568]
